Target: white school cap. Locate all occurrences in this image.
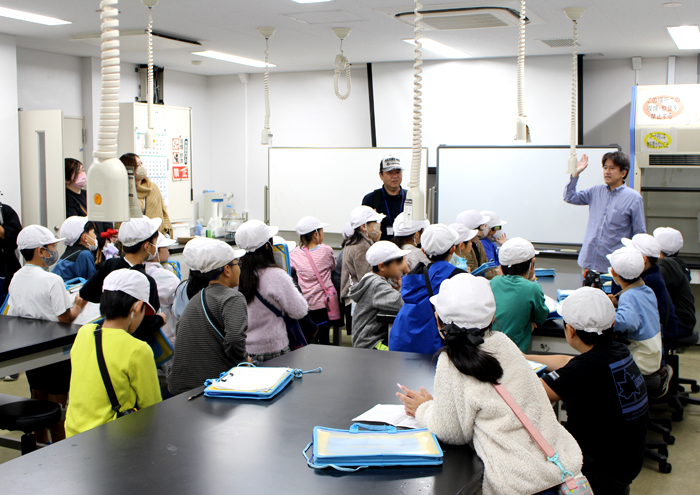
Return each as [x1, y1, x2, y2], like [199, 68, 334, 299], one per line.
[103, 269, 155, 316]
[342, 222, 355, 240]
[60, 216, 90, 246]
[380, 155, 403, 172]
[448, 223, 478, 245]
[119, 216, 161, 247]
[198, 239, 245, 272]
[607, 246, 644, 280]
[559, 287, 616, 334]
[349, 205, 385, 229]
[295, 216, 329, 236]
[621, 234, 661, 258]
[653, 227, 683, 256]
[455, 210, 490, 230]
[393, 212, 430, 237]
[235, 219, 279, 252]
[183, 237, 215, 271]
[155, 232, 177, 249]
[17, 225, 64, 250]
[366, 241, 410, 267]
[499, 237, 538, 266]
[421, 224, 458, 257]
[430, 273, 495, 329]
[481, 210, 507, 228]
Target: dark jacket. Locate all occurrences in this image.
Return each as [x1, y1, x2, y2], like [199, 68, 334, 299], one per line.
[658, 257, 695, 336]
[640, 265, 680, 343]
[0, 203, 22, 296]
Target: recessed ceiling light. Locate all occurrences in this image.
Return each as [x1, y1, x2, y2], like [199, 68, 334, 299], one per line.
[191, 51, 276, 68]
[403, 38, 471, 58]
[291, 0, 332, 3]
[0, 6, 70, 25]
[667, 26, 700, 49]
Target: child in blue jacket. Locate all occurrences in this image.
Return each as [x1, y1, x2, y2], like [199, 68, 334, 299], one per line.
[53, 216, 98, 282]
[389, 224, 466, 354]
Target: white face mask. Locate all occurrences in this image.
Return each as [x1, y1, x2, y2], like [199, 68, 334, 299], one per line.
[135, 166, 148, 181]
[146, 242, 157, 262]
[86, 234, 98, 252]
[481, 225, 490, 237]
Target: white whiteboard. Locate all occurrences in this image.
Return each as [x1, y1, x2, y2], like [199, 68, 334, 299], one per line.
[437, 146, 620, 244]
[269, 148, 428, 234]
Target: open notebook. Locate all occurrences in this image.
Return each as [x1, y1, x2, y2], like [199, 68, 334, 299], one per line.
[352, 404, 420, 429]
[207, 367, 291, 392]
[543, 295, 562, 320]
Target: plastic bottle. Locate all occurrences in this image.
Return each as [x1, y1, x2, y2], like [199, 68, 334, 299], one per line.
[195, 220, 203, 236]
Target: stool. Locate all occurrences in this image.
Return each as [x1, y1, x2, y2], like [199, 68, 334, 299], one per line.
[643, 373, 673, 474]
[665, 332, 700, 422]
[0, 394, 61, 455]
[674, 332, 700, 393]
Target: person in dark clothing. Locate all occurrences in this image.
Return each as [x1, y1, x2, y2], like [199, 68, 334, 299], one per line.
[0, 202, 22, 300]
[65, 158, 111, 249]
[361, 156, 406, 241]
[80, 217, 165, 343]
[53, 216, 98, 282]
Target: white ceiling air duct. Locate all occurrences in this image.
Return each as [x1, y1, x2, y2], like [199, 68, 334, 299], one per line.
[259, 27, 276, 146]
[87, 0, 130, 223]
[333, 27, 351, 100]
[514, 0, 530, 142]
[142, 0, 158, 148]
[405, 0, 426, 226]
[565, 7, 584, 174]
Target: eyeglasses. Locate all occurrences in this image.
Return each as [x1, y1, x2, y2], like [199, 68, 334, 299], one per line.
[492, 226, 502, 231]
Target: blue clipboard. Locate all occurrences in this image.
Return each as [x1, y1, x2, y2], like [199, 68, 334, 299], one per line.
[203, 364, 295, 399]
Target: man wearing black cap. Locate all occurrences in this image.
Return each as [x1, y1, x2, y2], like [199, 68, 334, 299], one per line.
[362, 156, 406, 241]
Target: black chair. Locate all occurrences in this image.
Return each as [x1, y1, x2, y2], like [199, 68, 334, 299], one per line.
[643, 373, 673, 473]
[0, 394, 61, 455]
[665, 331, 700, 422]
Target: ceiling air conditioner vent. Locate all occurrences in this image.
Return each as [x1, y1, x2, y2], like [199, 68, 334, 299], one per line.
[649, 155, 700, 166]
[395, 7, 526, 30]
[539, 38, 575, 48]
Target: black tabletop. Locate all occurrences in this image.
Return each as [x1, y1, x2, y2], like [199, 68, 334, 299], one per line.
[534, 273, 583, 339]
[0, 316, 79, 363]
[0, 345, 484, 495]
[169, 237, 236, 254]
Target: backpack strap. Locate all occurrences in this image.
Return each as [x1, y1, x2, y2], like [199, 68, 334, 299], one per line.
[449, 267, 467, 279]
[256, 291, 285, 318]
[422, 264, 436, 314]
[372, 187, 383, 213]
[200, 287, 225, 340]
[94, 326, 122, 415]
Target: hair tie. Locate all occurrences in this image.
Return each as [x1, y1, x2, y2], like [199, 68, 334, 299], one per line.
[443, 323, 489, 347]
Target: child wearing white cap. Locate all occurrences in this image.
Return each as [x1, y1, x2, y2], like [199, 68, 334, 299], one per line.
[479, 210, 507, 265]
[53, 216, 98, 282]
[168, 240, 249, 396]
[290, 216, 337, 345]
[340, 206, 384, 305]
[391, 212, 430, 271]
[348, 241, 407, 350]
[145, 232, 181, 344]
[607, 246, 663, 377]
[454, 210, 495, 278]
[654, 227, 696, 336]
[79, 216, 166, 343]
[389, 224, 467, 354]
[447, 223, 478, 272]
[398, 274, 582, 495]
[490, 237, 549, 352]
[527, 287, 648, 495]
[66, 269, 162, 437]
[8, 225, 89, 443]
[236, 220, 310, 362]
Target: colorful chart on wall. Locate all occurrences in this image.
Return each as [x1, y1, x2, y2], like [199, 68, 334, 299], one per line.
[135, 128, 169, 207]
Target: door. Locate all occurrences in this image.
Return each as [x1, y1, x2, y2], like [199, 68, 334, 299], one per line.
[18, 110, 66, 235]
[63, 116, 85, 166]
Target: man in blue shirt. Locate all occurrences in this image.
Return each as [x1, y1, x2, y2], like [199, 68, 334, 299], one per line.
[362, 156, 406, 241]
[563, 151, 646, 274]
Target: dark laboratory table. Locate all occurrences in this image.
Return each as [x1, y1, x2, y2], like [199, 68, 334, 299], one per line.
[0, 344, 484, 495]
[0, 316, 79, 376]
[531, 272, 583, 354]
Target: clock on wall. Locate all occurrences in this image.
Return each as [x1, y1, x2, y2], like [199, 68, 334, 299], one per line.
[642, 95, 684, 120]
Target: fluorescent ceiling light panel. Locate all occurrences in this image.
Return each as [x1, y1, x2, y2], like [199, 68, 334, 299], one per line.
[403, 38, 471, 58]
[191, 51, 276, 68]
[291, 0, 332, 3]
[667, 26, 700, 49]
[0, 6, 70, 25]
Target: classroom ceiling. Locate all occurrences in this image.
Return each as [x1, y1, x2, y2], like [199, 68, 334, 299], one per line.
[4, 0, 700, 76]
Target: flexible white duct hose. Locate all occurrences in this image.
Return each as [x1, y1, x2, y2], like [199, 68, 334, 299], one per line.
[263, 37, 271, 143]
[569, 19, 579, 163]
[147, 7, 154, 131]
[95, 0, 120, 161]
[516, 0, 526, 119]
[409, 0, 423, 190]
[334, 39, 351, 100]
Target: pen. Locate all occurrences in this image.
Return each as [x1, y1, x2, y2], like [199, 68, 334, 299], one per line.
[397, 383, 405, 393]
[188, 391, 205, 401]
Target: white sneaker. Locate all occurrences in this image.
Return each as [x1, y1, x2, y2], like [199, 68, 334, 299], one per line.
[3, 374, 19, 381]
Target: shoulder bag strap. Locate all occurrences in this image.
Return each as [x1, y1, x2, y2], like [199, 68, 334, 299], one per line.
[256, 291, 285, 318]
[200, 287, 225, 340]
[303, 247, 332, 296]
[372, 188, 383, 212]
[492, 382, 577, 490]
[422, 264, 437, 314]
[94, 326, 122, 414]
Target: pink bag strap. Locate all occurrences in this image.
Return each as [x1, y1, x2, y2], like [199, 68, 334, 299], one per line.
[492, 382, 577, 491]
[302, 247, 333, 297]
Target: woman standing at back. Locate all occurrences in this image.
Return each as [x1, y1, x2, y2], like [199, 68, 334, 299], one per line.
[290, 217, 336, 345]
[120, 153, 173, 238]
[237, 220, 309, 362]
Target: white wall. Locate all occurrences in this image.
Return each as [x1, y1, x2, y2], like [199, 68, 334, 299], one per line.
[0, 35, 20, 216]
[583, 56, 699, 153]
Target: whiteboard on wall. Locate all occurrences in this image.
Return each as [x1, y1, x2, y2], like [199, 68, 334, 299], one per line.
[436, 146, 620, 245]
[269, 148, 428, 234]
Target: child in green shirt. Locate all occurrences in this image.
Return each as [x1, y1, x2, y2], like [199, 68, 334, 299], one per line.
[490, 237, 549, 352]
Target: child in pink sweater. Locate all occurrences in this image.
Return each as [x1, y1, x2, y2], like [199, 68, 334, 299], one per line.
[236, 220, 309, 361]
[290, 216, 337, 345]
